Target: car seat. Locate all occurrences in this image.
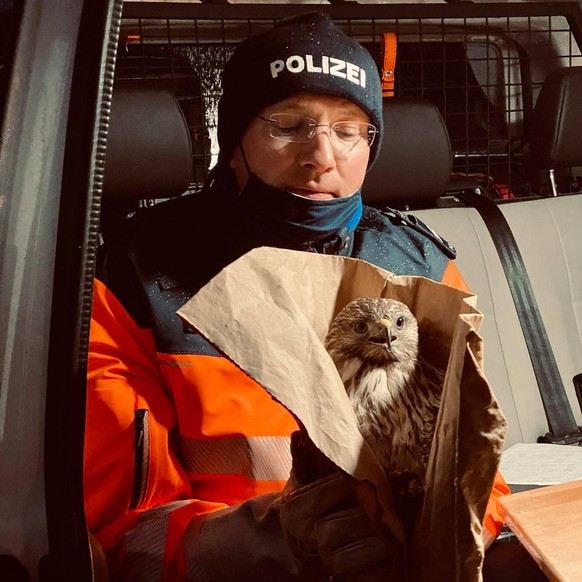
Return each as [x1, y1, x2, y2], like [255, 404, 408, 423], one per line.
[392, 95, 582, 446]
[362, 97, 455, 211]
[529, 66, 582, 196]
[101, 80, 193, 239]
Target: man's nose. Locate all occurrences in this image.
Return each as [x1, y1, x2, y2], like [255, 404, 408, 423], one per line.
[298, 129, 338, 172]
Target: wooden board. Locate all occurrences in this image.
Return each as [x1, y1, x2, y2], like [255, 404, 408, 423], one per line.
[497, 480, 582, 582]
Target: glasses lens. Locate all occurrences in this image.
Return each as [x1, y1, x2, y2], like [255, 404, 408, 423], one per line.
[268, 113, 314, 142]
[332, 122, 377, 147]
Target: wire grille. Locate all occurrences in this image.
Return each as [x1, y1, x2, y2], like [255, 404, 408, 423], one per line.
[117, 4, 582, 199]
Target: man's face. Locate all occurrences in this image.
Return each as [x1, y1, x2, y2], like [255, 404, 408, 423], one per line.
[230, 93, 371, 199]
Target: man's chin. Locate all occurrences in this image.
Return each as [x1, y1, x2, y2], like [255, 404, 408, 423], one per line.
[291, 189, 336, 200]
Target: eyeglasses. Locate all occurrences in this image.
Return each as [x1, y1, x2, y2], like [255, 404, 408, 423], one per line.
[255, 113, 378, 151]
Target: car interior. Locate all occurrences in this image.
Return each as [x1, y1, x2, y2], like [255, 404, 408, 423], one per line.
[90, 19, 582, 580]
[6, 2, 582, 579]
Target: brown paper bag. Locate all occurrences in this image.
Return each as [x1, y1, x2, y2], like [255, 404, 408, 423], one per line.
[178, 246, 507, 581]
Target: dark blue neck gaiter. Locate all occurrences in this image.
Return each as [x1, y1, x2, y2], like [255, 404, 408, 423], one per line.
[234, 170, 363, 254]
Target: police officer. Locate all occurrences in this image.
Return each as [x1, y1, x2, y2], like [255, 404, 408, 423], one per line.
[85, 12, 514, 580]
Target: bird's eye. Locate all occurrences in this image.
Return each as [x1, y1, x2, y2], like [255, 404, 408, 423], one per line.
[395, 316, 405, 328]
[354, 321, 368, 334]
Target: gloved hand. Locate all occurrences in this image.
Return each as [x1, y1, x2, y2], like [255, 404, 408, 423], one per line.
[279, 431, 406, 581]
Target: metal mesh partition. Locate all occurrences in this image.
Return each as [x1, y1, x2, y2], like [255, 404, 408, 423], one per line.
[118, 2, 582, 200]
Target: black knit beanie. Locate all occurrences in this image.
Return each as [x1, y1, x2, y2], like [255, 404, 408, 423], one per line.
[217, 12, 383, 167]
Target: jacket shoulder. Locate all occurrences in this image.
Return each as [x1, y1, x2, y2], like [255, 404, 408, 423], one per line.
[99, 193, 206, 255]
[95, 194, 210, 331]
[360, 206, 456, 259]
[352, 206, 456, 282]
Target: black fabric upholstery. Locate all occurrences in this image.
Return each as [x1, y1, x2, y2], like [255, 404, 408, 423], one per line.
[362, 97, 452, 210]
[103, 81, 193, 200]
[530, 66, 582, 170]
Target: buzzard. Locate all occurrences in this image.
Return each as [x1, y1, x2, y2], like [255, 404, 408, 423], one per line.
[324, 297, 444, 489]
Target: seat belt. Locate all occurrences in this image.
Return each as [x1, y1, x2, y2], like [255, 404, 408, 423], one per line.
[457, 190, 582, 445]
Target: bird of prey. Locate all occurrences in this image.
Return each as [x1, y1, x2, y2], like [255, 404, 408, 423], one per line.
[324, 297, 444, 489]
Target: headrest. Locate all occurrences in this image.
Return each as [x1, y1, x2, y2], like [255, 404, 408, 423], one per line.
[363, 97, 452, 210]
[530, 66, 582, 170]
[103, 81, 193, 200]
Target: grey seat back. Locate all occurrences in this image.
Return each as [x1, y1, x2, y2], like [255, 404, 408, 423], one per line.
[100, 80, 194, 239]
[415, 198, 582, 446]
[530, 66, 582, 196]
[103, 80, 193, 202]
[363, 97, 452, 210]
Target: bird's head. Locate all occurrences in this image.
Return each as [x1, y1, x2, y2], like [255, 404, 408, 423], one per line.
[325, 297, 419, 366]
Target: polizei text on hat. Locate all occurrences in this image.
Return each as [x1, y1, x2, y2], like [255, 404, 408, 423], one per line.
[270, 54, 367, 88]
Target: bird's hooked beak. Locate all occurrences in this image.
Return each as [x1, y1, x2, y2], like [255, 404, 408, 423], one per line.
[378, 317, 394, 351]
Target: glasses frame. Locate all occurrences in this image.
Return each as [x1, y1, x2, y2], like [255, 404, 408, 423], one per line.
[255, 113, 378, 149]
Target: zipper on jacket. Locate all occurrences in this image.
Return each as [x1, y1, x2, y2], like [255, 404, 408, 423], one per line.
[130, 409, 150, 510]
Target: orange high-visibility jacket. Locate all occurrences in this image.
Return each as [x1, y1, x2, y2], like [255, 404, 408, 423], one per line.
[84, 189, 509, 580]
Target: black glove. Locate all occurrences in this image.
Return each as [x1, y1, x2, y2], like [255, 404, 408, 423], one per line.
[280, 431, 406, 581]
